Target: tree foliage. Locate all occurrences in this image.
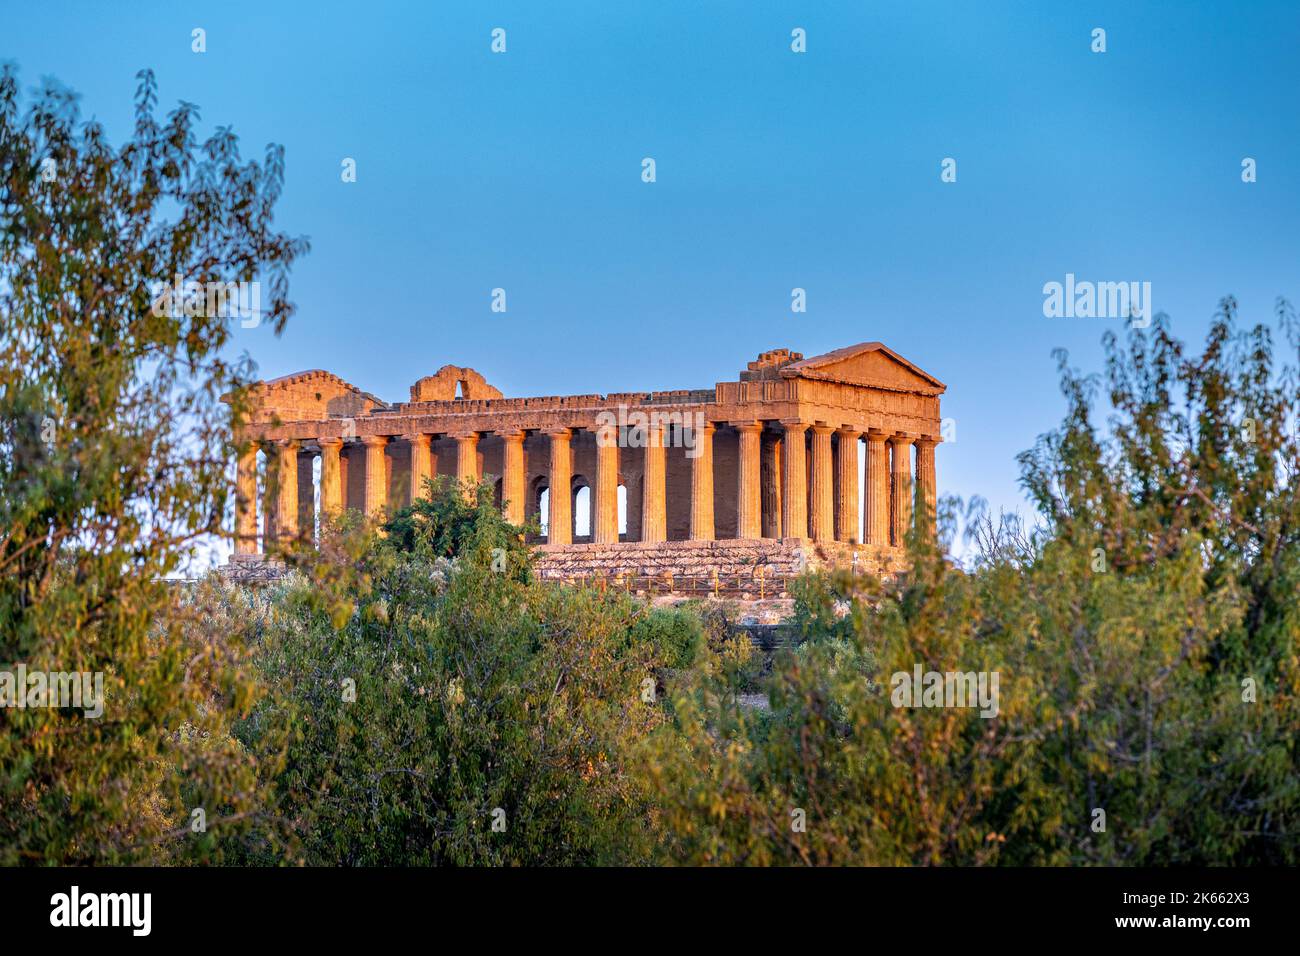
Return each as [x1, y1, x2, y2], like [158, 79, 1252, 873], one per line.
[0, 67, 305, 863]
[646, 302, 1298, 865]
[227, 493, 677, 865]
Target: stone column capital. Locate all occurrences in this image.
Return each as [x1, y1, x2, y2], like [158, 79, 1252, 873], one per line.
[405, 432, 433, 447]
[729, 420, 764, 434]
[887, 432, 917, 447]
[836, 425, 864, 438]
[865, 428, 890, 444]
[447, 430, 480, 442]
[545, 427, 573, 440]
[360, 434, 389, 448]
[495, 429, 527, 443]
[779, 419, 809, 433]
[914, 435, 940, 448]
[810, 423, 835, 437]
[317, 436, 344, 450]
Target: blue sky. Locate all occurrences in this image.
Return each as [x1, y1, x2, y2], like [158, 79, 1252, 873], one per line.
[7, 0, 1299, 537]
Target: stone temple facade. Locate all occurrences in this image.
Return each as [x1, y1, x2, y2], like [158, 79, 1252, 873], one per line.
[226, 343, 944, 595]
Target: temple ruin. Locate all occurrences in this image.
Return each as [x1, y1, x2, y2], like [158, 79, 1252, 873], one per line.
[226, 343, 944, 594]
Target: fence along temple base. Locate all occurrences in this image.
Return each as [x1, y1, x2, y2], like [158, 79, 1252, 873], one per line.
[226, 344, 944, 589]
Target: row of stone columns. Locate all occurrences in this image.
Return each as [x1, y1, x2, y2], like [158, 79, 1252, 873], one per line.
[235, 422, 937, 553]
[236, 429, 509, 553]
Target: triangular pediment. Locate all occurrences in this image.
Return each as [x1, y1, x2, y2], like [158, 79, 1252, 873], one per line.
[781, 342, 945, 395]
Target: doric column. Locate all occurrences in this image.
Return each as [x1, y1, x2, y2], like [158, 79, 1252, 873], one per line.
[318, 438, 344, 519]
[454, 432, 480, 501]
[733, 421, 762, 540]
[362, 435, 389, 519]
[866, 430, 890, 546]
[809, 425, 835, 542]
[499, 431, 526, 525]
[761, 431, 783, 538]
[835, 428, 861, 543]
[593, 420, 620, 544]
[889, 434, 915, 545]
[407, 433, 433, 505]
[235, 442, 258, 554]
[915, 437, 939, 539]
[260, 441, 278, 549]
[780, 421, 808, 539]
[641, 422, 666, 543]
[547, 428, 573, 545]
[296, 449, 315, 543]
[689, 421, 716, 540]
[275, 440, 300, 545]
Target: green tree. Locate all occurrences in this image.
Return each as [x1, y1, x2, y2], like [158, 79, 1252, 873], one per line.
[0, 67, 306, 863]
[231, 483, 671, 865]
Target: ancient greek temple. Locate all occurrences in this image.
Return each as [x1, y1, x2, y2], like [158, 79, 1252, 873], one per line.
[227, 343, 944, 590]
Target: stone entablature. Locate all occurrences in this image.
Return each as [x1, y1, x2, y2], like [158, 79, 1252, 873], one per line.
[227, 342, 945, 574]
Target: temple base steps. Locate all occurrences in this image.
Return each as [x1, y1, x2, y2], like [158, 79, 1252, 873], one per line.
[533, 537, 907, 598]
[217, 538, 909, 608]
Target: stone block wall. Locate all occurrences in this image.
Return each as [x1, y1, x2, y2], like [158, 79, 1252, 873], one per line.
[530, 537, 907, 597]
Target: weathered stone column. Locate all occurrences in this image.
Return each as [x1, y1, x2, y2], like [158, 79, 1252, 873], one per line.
[260, 441, 278, 549]
[689, 421, 716, 540]
[318, 438, 344, 519]
[761, 431, 783, 538]
[362, 435, 389, 519]
[275, 440, 300, 545]
[809, 425, 835, 542]
[235, 443, 258, 554]
[866, 430, 890, 546]
[641, 422, 666, 543]
[454, 432, 480, 501]
[889, 434, 914, 545]
[297, 449, 315, 541]
[914, 436, 939, 539]
[407, 433, 433, 505]
[733, 421, 762, 539]
[499, 431, 526, 525]
[547, 428, 573, 545]
[835, 428, 861, 543]
[780, 421, 808, 539]
[594, 419, 620, 544]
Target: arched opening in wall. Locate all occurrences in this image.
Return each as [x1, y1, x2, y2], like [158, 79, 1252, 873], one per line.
[455, 379, 466, 399]
[493, 476, 503, 509]
[617, 483, 628, 538]
[572, 480, 591, 540]
[536, 485, 550, 539]
[527, 476, 548, 535]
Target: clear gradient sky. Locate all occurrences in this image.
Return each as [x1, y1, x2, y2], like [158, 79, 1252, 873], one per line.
[6, 1, 1299, 550]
